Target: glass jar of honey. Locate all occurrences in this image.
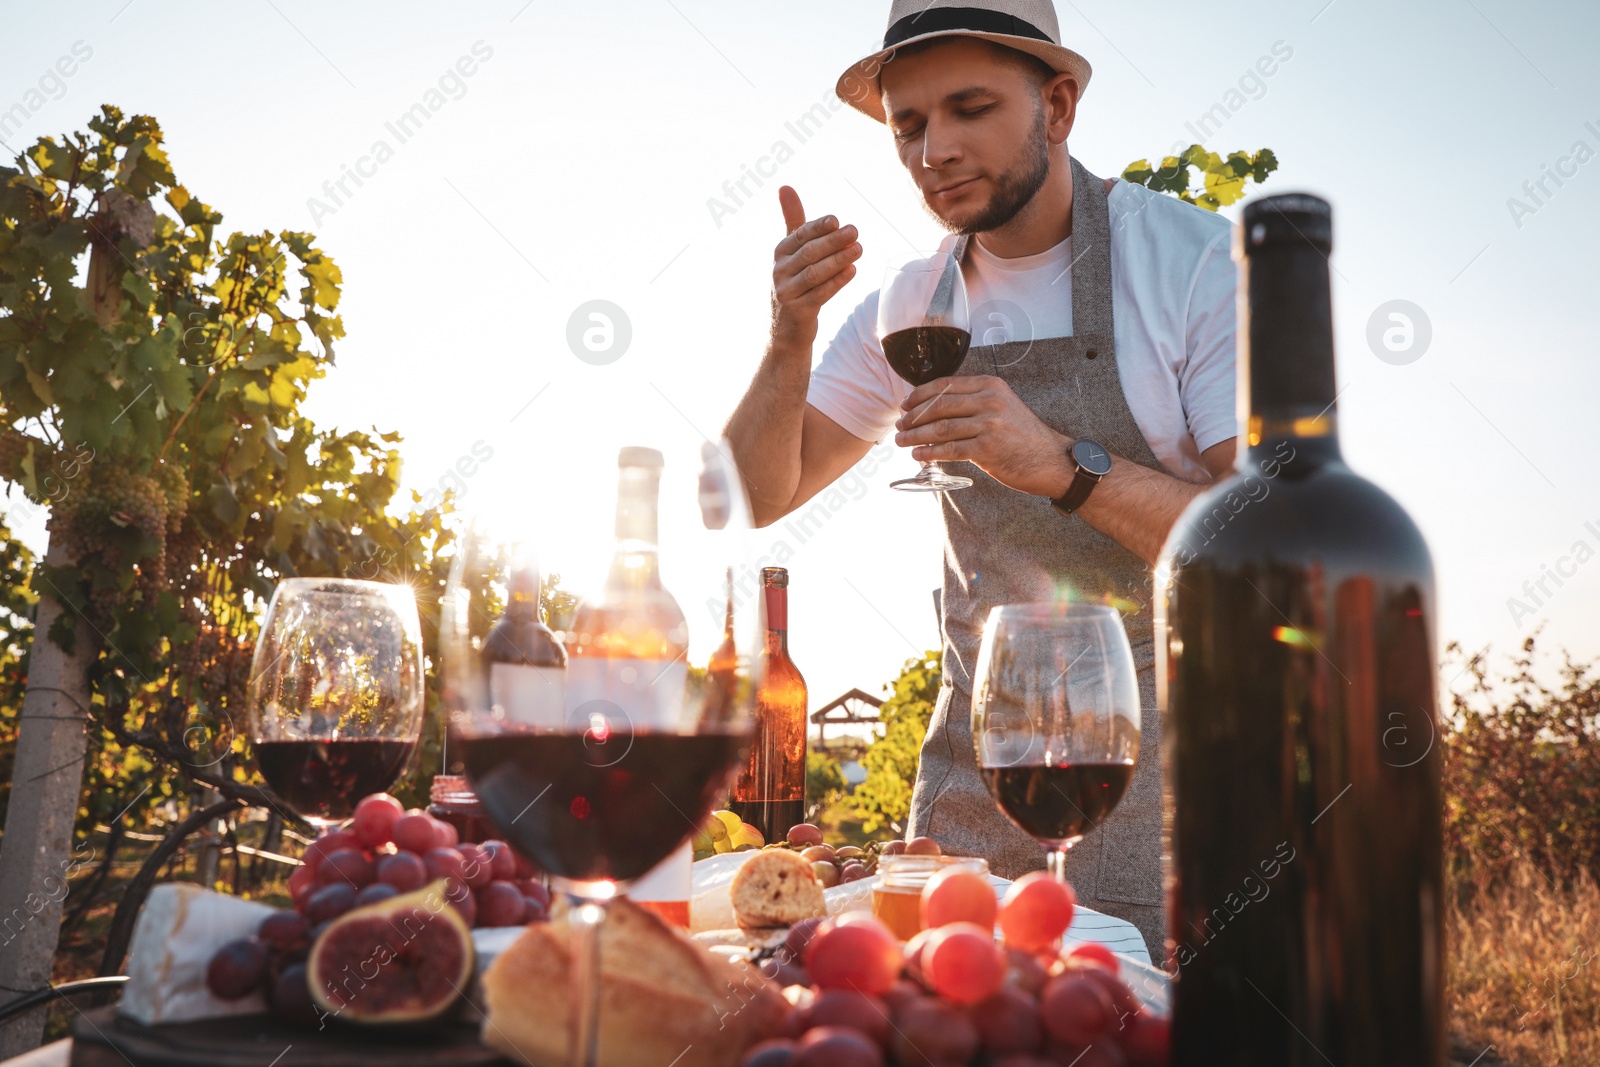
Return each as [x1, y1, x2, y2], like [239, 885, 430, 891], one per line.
[871, 854, 990, 940]
[428, 774, 492, 844]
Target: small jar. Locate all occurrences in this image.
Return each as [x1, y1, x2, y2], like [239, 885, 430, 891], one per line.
[428, 775, 492, 845]
[872, 854, 990, 940]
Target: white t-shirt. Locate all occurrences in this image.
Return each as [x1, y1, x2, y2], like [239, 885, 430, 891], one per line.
[807, 180, 1238, 483]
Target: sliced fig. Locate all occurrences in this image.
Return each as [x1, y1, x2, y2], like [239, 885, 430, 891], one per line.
[307, 879, 474, 1025]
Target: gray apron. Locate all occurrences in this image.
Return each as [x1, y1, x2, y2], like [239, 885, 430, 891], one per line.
[907, 157, 1169, 959]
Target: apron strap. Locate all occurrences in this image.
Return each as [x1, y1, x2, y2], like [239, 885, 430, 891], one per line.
[1067, 156, 1114, 337]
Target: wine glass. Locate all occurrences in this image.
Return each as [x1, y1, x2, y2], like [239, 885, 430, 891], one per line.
[972, 603, 1140, 883]
[246, 578, 425, 833]
[879, 251, 973, 492]
[442, 438, 760, 1067]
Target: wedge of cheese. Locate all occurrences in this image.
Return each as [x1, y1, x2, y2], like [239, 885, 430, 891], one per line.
[120, 883, 277, 1025]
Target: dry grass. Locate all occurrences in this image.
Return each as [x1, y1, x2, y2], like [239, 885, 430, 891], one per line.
[1449, 859, 1600, 1066]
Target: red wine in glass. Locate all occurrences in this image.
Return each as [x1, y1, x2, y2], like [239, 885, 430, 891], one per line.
[882, 325, 972, 386]
[254, 738, 418, 823]
[972, 603, 1141, 884]
[246, 578, 425, 833]
[879, 253, 973, 492]
[980, 759, 1134, 845]
[459, 729, 748, 882]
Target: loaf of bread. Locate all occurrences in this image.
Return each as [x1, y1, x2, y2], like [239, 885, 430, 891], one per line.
[730, 848, 826, 929]
[480, 897, 788, 1067]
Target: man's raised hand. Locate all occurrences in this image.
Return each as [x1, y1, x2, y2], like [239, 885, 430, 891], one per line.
[770, 186, 862, 348]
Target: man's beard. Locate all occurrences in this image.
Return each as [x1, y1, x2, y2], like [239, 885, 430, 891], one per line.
[925, 107, 1052, 236]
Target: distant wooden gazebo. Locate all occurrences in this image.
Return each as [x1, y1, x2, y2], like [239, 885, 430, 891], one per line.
[810, 688, 884, 750]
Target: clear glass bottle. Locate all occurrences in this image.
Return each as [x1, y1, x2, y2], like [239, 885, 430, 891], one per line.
[728, 568, 808, 844]
[565, 446, 690, 729]
[566, 446, 693, 926]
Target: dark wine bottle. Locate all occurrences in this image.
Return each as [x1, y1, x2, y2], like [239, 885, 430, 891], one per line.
[1159, 194, 1443, 1065]
[482, 552, 567, 726]
[728, 568, 808, 844]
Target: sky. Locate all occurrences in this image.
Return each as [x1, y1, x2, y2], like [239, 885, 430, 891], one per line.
[2, 0, 1597, 720]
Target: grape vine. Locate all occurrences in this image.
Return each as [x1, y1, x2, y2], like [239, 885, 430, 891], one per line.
[1121, 145, 1279, 211]
[0, 107, 457, 974]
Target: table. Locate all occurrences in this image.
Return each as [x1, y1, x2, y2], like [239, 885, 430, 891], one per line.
[0, 1040, 67, 1067]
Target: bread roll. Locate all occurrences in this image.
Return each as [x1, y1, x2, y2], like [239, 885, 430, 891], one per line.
[480, 897, 787, 1067]
[729, 849, 826, 930]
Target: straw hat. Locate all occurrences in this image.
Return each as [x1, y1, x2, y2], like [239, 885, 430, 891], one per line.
[836, 1, 1093, 123]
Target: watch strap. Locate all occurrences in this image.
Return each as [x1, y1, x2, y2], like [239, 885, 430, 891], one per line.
[1050, 441, 1109, 516]
[1051, 469, 1099, 515]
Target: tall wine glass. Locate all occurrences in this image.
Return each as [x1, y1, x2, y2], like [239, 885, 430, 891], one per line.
[879, 251, 973, 492]
[247, 578, 425, 833]
[972, 603, 1140, 883]
[442, 439, 760, 1067]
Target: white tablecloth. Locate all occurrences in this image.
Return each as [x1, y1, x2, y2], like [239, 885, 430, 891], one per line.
[687, 852, 1169, 1013]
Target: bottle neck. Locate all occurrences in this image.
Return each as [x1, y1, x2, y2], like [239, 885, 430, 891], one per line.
[609, 466, 663, 588]
[506, 566, 542, 619]
[763, 583, 788, 653]
[1241, 239, 1344, 468]
[614, 466, 662, 544]
[1245, 411, 1344, 468]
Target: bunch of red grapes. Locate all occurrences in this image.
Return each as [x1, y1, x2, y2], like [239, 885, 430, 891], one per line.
[743, 869, 1169, 1067]
[205, 793, 550, 1025]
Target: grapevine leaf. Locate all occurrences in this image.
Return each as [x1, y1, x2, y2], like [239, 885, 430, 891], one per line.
[206, 480, 240, 526]
[19, 442, 38, 500]
[1120, 143, 1280, 212]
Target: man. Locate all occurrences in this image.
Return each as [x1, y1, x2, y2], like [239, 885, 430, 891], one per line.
[724, 0, 1238, 958]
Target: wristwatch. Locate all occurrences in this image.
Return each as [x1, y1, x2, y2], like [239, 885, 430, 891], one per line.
[1050, 439, 1113, 516]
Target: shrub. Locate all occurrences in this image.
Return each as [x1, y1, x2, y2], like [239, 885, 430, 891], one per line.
[1443, 636, 1600, 891]
[853, 651, 940, 834]
[805, 750, 847, 822]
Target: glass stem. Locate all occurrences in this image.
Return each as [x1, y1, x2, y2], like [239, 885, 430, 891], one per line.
[566, 895, 608, 1067]
[1047, 844, 1071, 884]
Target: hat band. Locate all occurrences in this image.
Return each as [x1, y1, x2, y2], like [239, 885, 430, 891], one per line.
[882, 7, 1054, 49]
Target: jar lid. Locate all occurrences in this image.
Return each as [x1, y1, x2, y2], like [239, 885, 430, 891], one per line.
[430, 774, 480, 803]
[877, 853, 989, 889]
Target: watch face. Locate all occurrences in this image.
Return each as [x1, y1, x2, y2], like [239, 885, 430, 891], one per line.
[1074, 439, 1113, 477]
